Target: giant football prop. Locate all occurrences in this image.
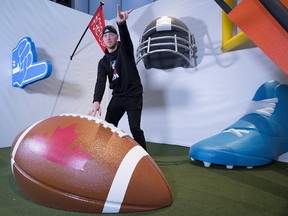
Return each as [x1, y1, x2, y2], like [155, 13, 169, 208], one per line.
[10, 114, 172, 213]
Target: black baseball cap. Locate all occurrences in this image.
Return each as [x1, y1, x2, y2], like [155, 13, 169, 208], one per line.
[102, 25, 118, 35]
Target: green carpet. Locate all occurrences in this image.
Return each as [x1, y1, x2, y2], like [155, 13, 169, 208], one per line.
[1, 143, 288, 216]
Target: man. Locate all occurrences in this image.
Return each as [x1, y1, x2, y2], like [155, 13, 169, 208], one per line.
[88, 5, 147, 150]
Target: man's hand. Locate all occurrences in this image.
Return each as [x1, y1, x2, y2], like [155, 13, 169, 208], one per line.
[117, 4, 133, 25]
[87, 101, 101, 117]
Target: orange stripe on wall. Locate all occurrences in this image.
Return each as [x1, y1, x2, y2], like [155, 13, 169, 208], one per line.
[228, 0, 288, 74]
[279, 0, 288, 8]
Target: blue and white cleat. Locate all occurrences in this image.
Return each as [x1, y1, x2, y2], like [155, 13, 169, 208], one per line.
[189, 80, 288, 169]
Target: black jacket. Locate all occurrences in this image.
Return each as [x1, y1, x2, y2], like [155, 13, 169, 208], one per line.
[93, 22, 143, 103]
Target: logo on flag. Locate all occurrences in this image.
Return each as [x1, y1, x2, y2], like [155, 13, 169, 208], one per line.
[88, 5, 106, 52]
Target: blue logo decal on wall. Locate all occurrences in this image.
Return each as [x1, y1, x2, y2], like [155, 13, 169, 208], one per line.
[12, 37, 52, 88]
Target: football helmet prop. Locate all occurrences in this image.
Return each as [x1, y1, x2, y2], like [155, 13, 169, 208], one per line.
[136, 16, 197, 69]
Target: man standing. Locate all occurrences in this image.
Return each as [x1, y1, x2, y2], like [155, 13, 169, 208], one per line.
[88, 5, 147, 150]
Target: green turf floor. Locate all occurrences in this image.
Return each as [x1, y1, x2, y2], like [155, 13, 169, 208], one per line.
[1, 143, 288, 216]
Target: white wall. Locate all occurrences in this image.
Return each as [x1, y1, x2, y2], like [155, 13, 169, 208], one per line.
[0, 0, 287, 161]
[0, 0, 109, 147]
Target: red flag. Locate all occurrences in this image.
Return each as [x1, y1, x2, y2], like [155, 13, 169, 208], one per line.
[88, 5, 106, 52]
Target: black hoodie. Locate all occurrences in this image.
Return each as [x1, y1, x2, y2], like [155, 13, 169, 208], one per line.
[93, 22, 143, 103]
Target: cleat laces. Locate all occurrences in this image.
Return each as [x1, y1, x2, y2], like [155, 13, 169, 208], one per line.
[223, 98, 278, 137]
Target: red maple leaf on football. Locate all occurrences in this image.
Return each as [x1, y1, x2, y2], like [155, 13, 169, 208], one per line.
[30, 124, 91, 171]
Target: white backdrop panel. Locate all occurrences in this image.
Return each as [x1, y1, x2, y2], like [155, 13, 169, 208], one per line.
[0, 0, 107, 148]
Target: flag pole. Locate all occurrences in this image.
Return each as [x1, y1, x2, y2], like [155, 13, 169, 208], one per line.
[70, 27, 88, 60]
[70, 1, 104, 60]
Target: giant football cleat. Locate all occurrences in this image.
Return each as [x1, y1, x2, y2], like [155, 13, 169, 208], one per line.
[189, 80, 288, 169]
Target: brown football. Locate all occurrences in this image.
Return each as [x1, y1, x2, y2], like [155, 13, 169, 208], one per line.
[10, 114, 172, 213]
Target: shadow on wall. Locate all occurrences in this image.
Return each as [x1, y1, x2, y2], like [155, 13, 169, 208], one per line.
[22, 47, 83, 98]
[182, 16, 238, 69]
[181, 16, 206, 67]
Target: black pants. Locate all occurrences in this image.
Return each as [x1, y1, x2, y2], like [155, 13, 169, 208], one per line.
[105, 95, 147, 150]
